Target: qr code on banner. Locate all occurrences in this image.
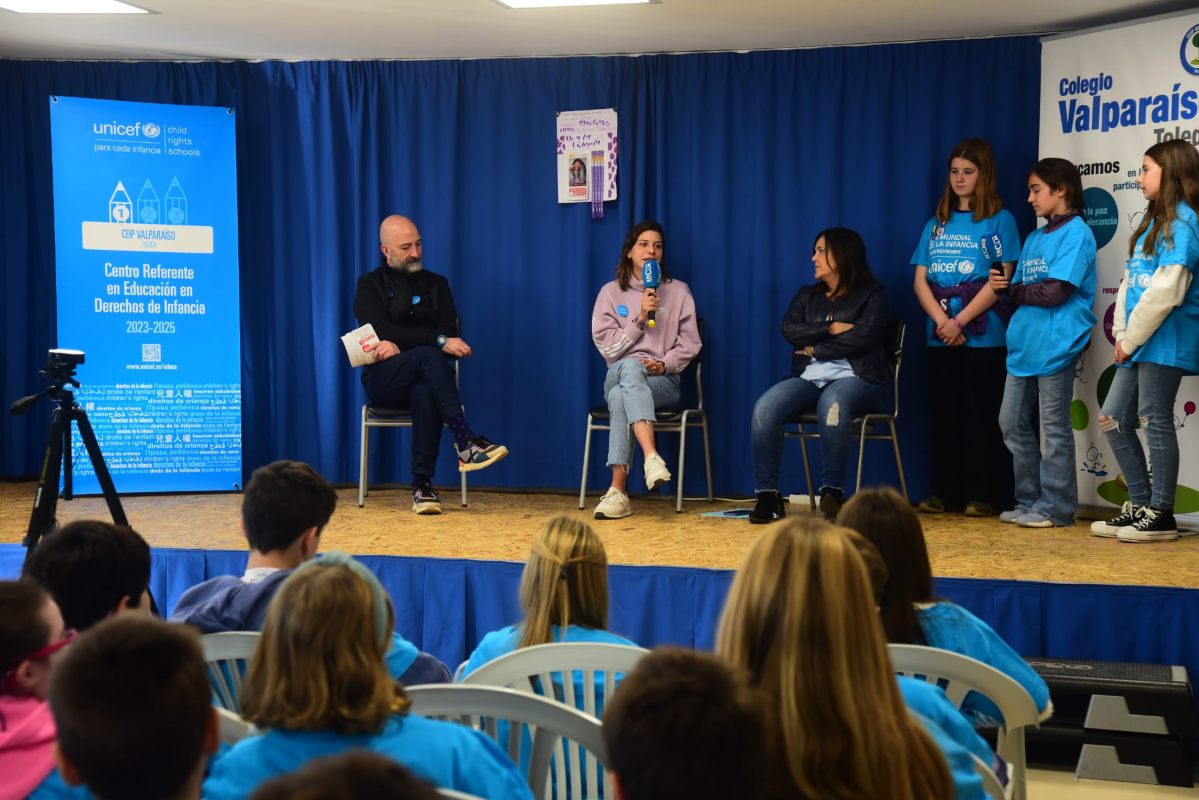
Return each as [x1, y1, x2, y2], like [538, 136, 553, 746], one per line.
[142, 343, 162, 363]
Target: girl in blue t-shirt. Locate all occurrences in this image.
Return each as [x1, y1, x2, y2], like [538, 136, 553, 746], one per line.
[204, 553, 532, 800]
[912, 139, 1019, 517]
[460, 515, 638, 679]
[990, 158, 1096, 528]
[1092, 140, 1199, 543]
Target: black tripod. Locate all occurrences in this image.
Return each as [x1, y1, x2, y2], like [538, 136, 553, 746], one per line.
[12, 362, 127, 559]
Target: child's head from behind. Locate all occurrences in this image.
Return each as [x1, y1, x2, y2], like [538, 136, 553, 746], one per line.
[835, 486, 933, 644]
[603, 647, 766, 800]
[241, 460, 337, 557]
[241, 552, 406, 735]
[519, 515, 609, 648]
[22, 519, 151, 631]
[715, 517, 952, 800]
[49, 616, 216, 800]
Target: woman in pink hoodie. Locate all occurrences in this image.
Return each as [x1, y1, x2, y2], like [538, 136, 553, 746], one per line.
[1, 580, 77, 800]
[589, 220, 701, 520]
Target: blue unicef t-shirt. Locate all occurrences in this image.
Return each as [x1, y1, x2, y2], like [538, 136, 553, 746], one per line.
[911, 208, 1021, 348]
[1123, 200, 1199, 374]
[1006, 216, 1097, 377]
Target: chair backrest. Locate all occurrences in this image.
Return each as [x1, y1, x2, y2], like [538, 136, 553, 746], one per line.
[201, 631, 261, 712]
[461, 642, 649, 720]
[407, 684, 609, 800]
[970, 753, 1007, 800]
[889, 644, 1037, 800]
[215, 706, 257, 746]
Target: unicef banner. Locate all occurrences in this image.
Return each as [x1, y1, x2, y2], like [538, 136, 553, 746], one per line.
[1040, 12, 1199, 523]
[49, 96, 241, 493]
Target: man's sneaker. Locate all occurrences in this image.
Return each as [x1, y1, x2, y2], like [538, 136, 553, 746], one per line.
[644, 453, 671, 491]
[1117, 507, 1179, 543]
[820, 487, 844, 521]
[1014, 511, 1068, 529]
[1090, 501, 1144, 538]
[749, 491, 786, 525]
[999, 507, 1029, 524]
[457, 436, 509, 472]
[593, 487, 632, 520]
[412, 484, 442, 515]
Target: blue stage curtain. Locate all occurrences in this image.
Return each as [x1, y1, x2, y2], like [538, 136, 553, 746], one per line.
[0, 38, 1040, 496]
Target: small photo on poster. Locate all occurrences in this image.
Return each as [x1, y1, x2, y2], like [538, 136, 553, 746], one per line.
[567, 157, 587, 187]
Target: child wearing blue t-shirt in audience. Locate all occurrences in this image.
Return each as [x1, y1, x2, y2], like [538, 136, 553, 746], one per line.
[460, 515, 638, 680]
[204, 552, 531, 800]
[912, 138, 1019, 518]
[837, 487, 1052, 728]
[1092, 139, 1199, 543]
[990, 157, 1097, 528]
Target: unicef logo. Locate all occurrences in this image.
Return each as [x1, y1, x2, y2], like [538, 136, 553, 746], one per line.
[1082, 187, 1119, 249]
[1182, 23, 1199, 77]
[1137, 273, 1152, 288]
[142, 122, 160, 138]
[957, 260, 973, 275]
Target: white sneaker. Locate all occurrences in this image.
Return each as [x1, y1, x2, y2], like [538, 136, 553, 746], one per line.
[593, 487, 632, 520]
[644, 453, 671, 491]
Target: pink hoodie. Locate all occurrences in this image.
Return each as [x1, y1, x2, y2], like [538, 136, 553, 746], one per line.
[591, 276, 701, 374]
[0, 695, 57, 800]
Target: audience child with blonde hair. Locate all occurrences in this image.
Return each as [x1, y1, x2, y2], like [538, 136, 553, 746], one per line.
[460, 514, 637, 677]
[716, 518, 982, 800]
[204, 552, 531, 800]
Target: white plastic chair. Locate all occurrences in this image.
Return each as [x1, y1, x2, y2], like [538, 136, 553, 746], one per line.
[460, 642, 649, 721]
[889, 644, 1038, 800]
[406, 684, 609, 800]
[214, 706, 257, 746]
[201, 631, 260, 712]
[970, 753, 1007, 800]
[437, 792, 486, 800]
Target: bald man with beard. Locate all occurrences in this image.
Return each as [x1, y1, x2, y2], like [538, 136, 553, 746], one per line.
[353, 215, 508, 515]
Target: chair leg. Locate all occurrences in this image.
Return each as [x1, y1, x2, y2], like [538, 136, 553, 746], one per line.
[798, 431, 816, 509]
[358, 410, 369, 508]
[579, 417, 594, 510]
[855, 421, 869, 495]
[676, 415, 688, 514]
[459, 469, 467, 507]
[889, 420, 909, 502]
[701, 416, 714, 502]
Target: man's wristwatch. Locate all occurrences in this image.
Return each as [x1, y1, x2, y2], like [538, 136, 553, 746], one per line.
[436, 334, 448, 348]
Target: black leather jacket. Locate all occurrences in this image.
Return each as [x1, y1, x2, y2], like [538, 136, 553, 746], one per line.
[782, 279, 890, 384]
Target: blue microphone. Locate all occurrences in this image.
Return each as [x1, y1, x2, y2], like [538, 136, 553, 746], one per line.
[641, 259, 661, 328]
[980, 233, 1006, 293]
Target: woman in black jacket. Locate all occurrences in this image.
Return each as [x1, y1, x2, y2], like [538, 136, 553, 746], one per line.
[749, 227, 891, 523]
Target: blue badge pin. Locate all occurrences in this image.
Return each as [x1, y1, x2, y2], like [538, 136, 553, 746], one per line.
[412, 295, 421, 304]
[616, 304, 629, 317]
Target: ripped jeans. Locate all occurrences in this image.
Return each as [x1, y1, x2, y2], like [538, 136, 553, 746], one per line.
[751, 375, 888, 493]
[1098, 361, 1184, 510]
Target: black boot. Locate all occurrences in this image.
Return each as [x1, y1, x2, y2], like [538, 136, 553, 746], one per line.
[749, 490, 786, 524]
[819, 487, 844, 521]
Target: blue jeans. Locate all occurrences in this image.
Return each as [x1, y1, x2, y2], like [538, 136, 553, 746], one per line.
[604, 358, 681, 467]
[998, 360, 1078, 524]
[1099, 361, 1184, 510]
[362, 346, 462, 481]
[751, 375, 888, 493]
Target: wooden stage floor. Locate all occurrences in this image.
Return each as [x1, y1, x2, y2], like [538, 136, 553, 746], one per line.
[2, 481, 1196, 588]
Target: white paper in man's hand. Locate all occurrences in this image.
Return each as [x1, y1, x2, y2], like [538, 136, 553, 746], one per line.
[341, 324, 380, 367]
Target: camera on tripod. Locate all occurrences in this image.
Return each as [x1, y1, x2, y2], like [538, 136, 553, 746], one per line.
[11, 346, 128, 556]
